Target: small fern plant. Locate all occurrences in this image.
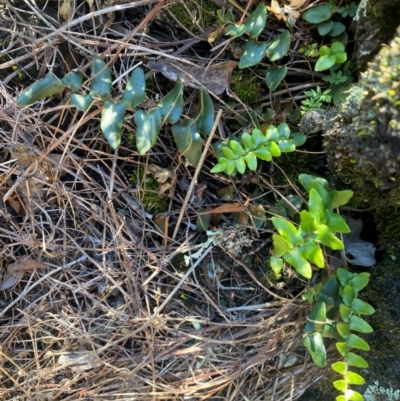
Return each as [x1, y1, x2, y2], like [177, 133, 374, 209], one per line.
[210, 123, 306, 175]
[303, 268, 375, 401]
[269, 174, 374, 401]
[270, 174, 353, 279]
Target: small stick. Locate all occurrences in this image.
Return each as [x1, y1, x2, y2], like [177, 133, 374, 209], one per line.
[172, 109, 223, 240]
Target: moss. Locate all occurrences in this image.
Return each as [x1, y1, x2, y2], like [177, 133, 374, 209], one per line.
[230, 69, 263, 104]
[169, 0, 218, 33]
[129, 168, 169, 214]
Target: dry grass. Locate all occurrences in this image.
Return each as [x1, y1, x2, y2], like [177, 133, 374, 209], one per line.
[0, 0, 333, 400]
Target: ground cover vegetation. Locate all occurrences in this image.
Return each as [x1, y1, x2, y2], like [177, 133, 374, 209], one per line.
[0, 0, 385, 400]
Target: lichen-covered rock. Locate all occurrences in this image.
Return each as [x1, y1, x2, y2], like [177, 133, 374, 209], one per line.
[351, 0, 400, 73]
[301, 27, 400, 195]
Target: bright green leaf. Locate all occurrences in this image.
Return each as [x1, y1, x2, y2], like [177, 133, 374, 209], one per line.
[336, 322, 350, 338]
[349, 315, 373, 333]
[326, 210, 351, 233]
[230, 140, 246, 156]
[244, 152, 257, 171]
[272, 234, 292, 256]
[226, 160, 236, 175]
[239, 39, 267, 68]
[265, 65, 287, 91]
[339, 303, 352, 323]
[343, 284, 355, 306]
[252, 128, 267, 146]
[134, 108, 161, 155]
[265, 125, 279, 142]
[337, 268, 354, 287]
[333, 380, 347, 392]
[319, 46, 332, 57]
[299, 174, 330, 193]
[344, 390, 364, 401]
[331, 42, 345, 53]
[235, 157, 246, 174]
[315, 55, 337, 71]
[331, 361, 347, 375]
[316, 225, 344, 250]
[348, 333, 370, 351]
[346, 371, 365, 385]
[270, 256, 283, 274]
[253, 146, 272, 161]
[302, 4, 332, 24]
[336, 342, 347, 356]
[271, 217, 303, 247]
[347, 352, 368, 368]
[210, 160, 228, 173]
[351, 298, 375, 315]
[90, 56, 112, 101]
[349, 273, 370, 293]
[335, 51, 348, 64]
[242, 132, 254, 152]
[300, 240, 324, 268]
[223, 144, 238, 159]
[267, 141, 282, 157]
[308, 188, 326, 223]
[266, 30, 291, 62]
[122, 67, 146, 108]
[284, 248, 312, 278]
[17, 73, 65, 107]
[101, 100, 126, 149]
[300, 210, 318, 234]
[330, 190, 354, 208]
[244, 3, 267, 39]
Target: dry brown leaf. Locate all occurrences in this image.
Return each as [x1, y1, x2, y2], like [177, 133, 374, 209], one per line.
[11, 144, 70, 183]
[197, 202, 246, 215]
[57, 351, 103, 372]
[0, 271, 24, 291]
[195, 183, 207, 203]
[148, 60, 237, 95]
[7, 196, 21, 213]
[290, 0, 308, 9]
[0, 258, 46, 290]
[8, 258, 47, 272]
[147, 164, 172, 184]
[59, 0, 72, 20]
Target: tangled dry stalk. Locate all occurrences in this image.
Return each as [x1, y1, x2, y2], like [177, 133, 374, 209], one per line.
[0, 0, 334, 399]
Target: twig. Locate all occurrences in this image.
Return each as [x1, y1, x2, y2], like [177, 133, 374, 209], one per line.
[172, 109, 223, 240]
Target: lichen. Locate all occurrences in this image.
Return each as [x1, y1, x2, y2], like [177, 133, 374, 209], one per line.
[301, 28, 400, 200]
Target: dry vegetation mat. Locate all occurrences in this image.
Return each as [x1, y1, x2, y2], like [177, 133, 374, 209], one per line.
[0, 0, 341, 400]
